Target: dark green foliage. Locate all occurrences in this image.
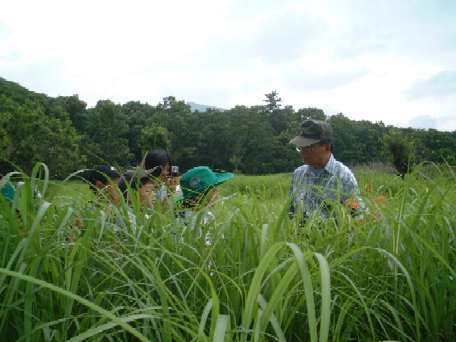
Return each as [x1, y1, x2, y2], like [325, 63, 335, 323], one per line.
[55, 95, 88, 132]
[84, 100, 132, 167]
[140, 125, 170, 153]
[0, 78, 85, 178]
[0, 111, 11, 161]
[330, 114, 388, 164]
[1, 77, 456, 177]
[263, 90, 282, 112]
[384, 130, 415, 176]
[122, 101, 157, 163]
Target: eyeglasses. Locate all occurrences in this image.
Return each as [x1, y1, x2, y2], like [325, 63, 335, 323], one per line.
[295, 143, 321, 153]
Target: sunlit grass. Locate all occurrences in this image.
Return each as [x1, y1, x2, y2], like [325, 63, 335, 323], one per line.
[0, 164, 455, 341]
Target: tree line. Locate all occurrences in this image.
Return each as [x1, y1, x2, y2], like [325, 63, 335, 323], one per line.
[1, 78, 455, 178]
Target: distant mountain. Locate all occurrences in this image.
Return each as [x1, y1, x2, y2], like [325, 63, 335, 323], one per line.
[187, 101, 225, 112]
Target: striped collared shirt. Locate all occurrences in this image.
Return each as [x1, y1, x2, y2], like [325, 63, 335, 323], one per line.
[289, 154, 364, 218]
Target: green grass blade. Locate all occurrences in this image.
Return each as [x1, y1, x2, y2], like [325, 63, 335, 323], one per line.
[314, 252, 331, 342]
[213, 314, 230, 342]
[287, 243, 318, 342]
[0, 268, 149, 342]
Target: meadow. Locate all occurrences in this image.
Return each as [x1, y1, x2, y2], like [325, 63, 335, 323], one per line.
[0, 163, 455, 341]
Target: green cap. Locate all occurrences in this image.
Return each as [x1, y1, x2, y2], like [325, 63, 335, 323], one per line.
[180, 166, 234, 200]
[289, 119, 334, 147]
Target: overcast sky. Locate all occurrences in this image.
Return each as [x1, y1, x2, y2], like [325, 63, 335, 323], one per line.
[1, 0, 455, 130]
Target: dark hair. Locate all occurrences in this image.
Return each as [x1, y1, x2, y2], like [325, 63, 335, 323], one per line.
[143, 149, 171, 177]
[80, 165, 120, 193]
[0, 160, 15, 177]
[117, 169, 152, 200]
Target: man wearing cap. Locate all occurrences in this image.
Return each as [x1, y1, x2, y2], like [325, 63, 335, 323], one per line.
[288, 119, 364, 222]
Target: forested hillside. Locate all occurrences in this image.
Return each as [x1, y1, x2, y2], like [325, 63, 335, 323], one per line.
[1, 78, 455, 177]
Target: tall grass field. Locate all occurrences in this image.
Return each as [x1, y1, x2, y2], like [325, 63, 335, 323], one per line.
[0, 163, 455, 341]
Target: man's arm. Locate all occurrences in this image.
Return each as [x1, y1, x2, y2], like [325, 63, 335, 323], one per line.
[341, 173, 366, 221]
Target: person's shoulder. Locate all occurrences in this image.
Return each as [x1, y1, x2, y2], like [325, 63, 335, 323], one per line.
[331, 158, 357, 181]
[334, 159, 353, 173]
[293, 164, 309, 175]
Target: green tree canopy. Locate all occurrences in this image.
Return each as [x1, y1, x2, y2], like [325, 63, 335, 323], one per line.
[140, 125, 171, 154]
[2, 76, 456, 177]
[263, 90, 282, 112]
[384, 129, 415, 176]
[84, 100, 132, 167]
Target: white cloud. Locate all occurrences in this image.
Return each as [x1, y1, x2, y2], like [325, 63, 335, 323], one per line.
[406, 71, 456, 99]
[1, 0, 456, 130]
[408, 115, 438, 129]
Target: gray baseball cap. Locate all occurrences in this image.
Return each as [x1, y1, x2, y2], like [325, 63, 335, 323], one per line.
[289, 119, 334, 147]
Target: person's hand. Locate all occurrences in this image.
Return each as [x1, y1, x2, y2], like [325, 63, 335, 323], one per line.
[166, 176, 180, 192]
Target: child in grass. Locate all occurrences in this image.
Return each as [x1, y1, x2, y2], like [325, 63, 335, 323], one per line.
[119, 149, 177, 209]
[74, 165, 122, 231]
[179, 166, 233, 211]
[80, 165, 121, 205]
[177, 166, 234, 244]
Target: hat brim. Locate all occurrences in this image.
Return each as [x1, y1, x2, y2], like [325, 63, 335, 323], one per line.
[213, 171, 234, 185]
[94, 165, 121, 179]
[289, 136, 320, 147]
[105, 170, 121, 179]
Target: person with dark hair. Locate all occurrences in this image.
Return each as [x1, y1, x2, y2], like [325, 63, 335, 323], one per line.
[143, 149, 172, 179]
[118, 168, 155, 208]
[119, 149, 177, 209]
[80, 165, 121, 205]
[288, 119, 364, 223]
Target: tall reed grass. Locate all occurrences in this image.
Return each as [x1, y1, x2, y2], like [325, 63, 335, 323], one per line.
[0, 163, 454, 341]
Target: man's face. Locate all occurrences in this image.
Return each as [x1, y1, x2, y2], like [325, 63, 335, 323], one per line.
[297, 143, 328, 166]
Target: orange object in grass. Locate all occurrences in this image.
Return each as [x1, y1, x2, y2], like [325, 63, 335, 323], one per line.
[345, 192, 361, 209]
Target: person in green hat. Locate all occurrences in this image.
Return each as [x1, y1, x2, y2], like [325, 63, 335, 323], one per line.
[179, 166, 234, 210]
[177, 166, 234, 245]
